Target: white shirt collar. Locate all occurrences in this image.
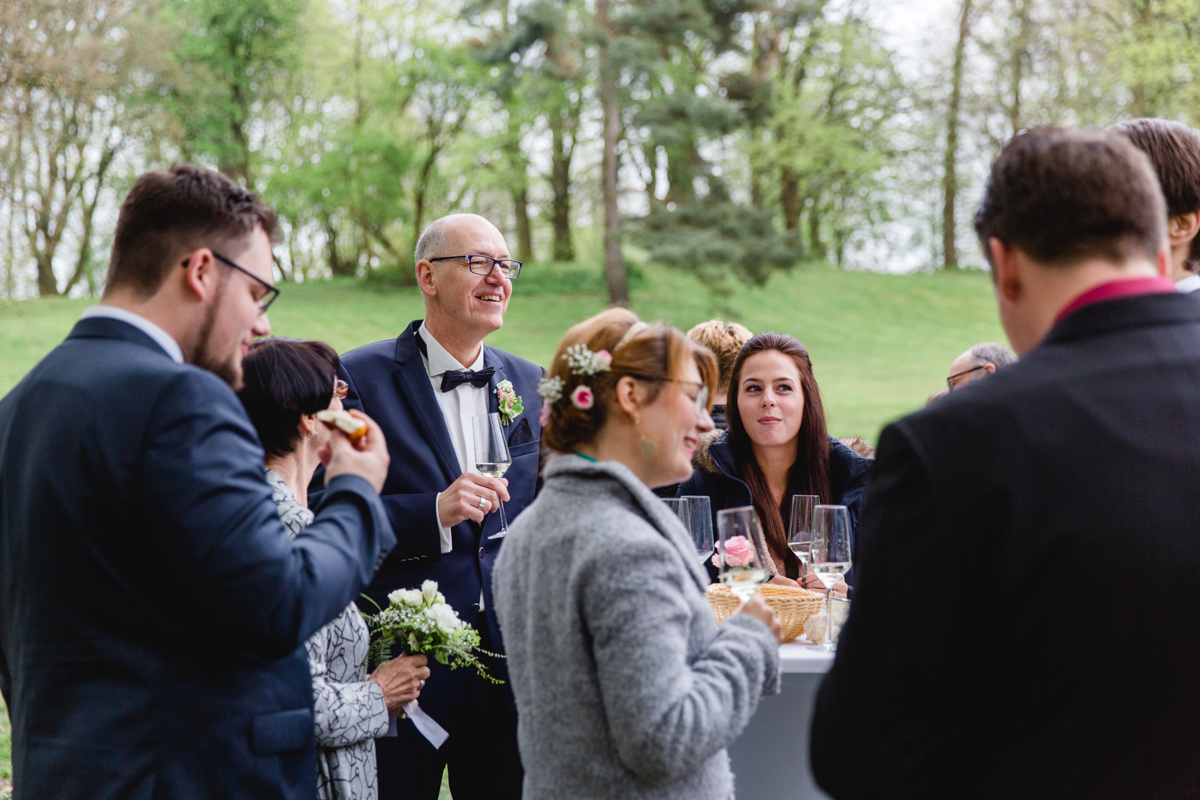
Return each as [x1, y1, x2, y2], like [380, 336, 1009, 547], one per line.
[1177, 273, 1200, 294]
[418, 321, 484, 377]
[80, 305, 185, 363]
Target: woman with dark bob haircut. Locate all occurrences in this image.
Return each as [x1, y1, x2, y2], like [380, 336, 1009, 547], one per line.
[239, 337, 429, 800]
[678, 332, 871, 590]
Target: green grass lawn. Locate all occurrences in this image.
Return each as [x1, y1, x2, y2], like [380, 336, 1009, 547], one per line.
[0, 261, 1005, 793]
[0, 261, 1004, 440]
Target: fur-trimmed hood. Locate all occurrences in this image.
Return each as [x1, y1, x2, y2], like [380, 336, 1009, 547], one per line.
[691, 429, 727, 476]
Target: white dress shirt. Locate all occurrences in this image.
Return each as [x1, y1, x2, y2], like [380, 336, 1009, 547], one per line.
[418, 322, 490, 558]
[80, 305, 184, 363]
[1177, 273, 1200, 294]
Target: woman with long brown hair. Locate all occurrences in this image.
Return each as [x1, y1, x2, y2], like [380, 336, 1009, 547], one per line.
[678, 332, 872, 586]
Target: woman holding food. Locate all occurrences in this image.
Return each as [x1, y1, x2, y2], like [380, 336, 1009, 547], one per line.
[238, 337, 430, 800]
[678, 332, 871, 590]
[493, 309, 783, 800]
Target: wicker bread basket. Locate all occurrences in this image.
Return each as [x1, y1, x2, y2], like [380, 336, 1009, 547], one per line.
[706, 583, 825, 643]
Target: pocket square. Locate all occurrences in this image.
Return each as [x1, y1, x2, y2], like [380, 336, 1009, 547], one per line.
[507, 417, 534, 447]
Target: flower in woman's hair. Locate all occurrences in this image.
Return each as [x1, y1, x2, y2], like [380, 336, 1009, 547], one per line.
[570, 384, 594, 410]
[538, 398, 554, 426]
[722, 535, 754, 568]
[537, 375, 565, 403]
[564, 344, 612, 377]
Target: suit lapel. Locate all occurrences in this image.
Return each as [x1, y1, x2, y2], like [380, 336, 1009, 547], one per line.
[394, 322, 461, 484]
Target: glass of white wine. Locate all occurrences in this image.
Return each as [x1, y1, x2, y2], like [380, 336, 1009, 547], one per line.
[472, 412, 511, 535]
[716, 506, 771, 602]
[681, 495, 715, 564]
[810, 504, 852, 651]
[787, 494, 820, 587]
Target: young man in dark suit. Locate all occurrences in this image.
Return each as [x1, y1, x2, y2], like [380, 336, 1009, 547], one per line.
[812, 127, 1200, 798]
[0, 166, 395, 799]
[333, 214, 541, 800]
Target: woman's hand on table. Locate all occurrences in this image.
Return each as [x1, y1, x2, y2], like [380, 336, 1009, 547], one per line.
[799, 570, 850, 598]
[767, 575, 799, 588]
[734, 593, 784, 644]
[367, 654, 430, 712]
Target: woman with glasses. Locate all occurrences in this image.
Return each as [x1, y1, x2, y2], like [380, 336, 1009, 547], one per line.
[238, 337, 430, 800]
[678, 332, 872, 590]
[493, 308, 783, 800]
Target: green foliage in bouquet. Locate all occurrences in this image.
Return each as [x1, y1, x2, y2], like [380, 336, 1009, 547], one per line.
[363, 580, 503, 684]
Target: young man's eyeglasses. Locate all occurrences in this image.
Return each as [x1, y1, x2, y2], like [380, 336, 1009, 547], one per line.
[428, 254, 523, 280]
[182, 251, 280, 314]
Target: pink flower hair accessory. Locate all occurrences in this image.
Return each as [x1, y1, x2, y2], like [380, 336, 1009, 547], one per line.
[570, 385, 594, 410]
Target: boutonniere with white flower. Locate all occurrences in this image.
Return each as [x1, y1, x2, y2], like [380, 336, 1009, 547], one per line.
[496, 380, 523, 426]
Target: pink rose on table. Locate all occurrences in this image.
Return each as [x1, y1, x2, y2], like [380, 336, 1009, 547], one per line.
[722, 535, 754, 568]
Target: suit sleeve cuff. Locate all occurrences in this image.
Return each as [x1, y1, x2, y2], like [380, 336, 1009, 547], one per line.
[434, 492, 453, 554]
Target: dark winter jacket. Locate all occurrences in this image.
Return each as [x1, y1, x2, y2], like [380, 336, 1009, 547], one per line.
[677, 429, 872, 583]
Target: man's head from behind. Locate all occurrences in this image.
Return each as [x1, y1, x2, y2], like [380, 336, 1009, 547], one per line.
[947, 342, 1017, 391]
[414, 214, 514, 349]
[1110, 118, 1200, 279]
[974, 127, 1168, 354]
[105, 165, 278, 389]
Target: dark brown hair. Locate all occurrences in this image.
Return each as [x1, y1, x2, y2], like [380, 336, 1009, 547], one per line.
[238, 338, 340, 459]
[1111, 118, 1200, 269]
[726, 333, 831, 579]
[974, 127, 1166, 268]
[105, 165, 278, 297]
[542, 308, 717, 454]
[686, 319, 753, 392]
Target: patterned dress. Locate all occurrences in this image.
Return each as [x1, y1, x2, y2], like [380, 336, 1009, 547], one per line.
[267, 469, 391, 800]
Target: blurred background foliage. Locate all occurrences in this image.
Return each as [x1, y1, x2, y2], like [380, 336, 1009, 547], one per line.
[2, 0, 1200, 303]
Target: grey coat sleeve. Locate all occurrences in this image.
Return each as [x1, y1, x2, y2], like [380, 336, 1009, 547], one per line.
[581, 531, 780, 785]
[306, 616, 390, 749]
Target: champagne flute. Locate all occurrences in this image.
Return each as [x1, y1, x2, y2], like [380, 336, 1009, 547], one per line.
[810, 504, 852, 650]
[472, 412, 511, 534]
[788, 494, 820, 587]
[716, 506, 772, 602]
[681, 495, 715, 564]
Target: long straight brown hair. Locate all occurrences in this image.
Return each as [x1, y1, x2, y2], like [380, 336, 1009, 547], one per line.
[726, 333, 832, 578]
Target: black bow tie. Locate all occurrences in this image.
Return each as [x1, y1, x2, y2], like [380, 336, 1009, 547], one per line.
[440, 367, 494, 392]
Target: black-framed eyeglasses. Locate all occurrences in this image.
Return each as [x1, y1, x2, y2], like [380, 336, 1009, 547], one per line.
[428, 254, 522, 280]
[627, 374, 710, 415]
[946, 364, 987, 390]
[183, 251, 280, 314]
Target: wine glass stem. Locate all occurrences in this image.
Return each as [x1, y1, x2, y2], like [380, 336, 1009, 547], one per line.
[823, 587, 832, 646]
[498, 498, 508, 531]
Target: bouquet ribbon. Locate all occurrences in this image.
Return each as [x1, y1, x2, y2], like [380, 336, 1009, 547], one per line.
[396, 700, 449, 749]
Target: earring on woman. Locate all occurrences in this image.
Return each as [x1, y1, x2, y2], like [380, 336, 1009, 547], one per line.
[633, 416, 657, 459]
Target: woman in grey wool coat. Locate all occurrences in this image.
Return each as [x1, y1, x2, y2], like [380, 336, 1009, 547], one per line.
[494, 309, 784, 800]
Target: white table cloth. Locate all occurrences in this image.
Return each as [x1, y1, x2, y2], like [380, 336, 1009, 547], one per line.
[728, 642, 835, 800]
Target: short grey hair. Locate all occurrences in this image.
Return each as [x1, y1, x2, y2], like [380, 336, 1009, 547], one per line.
[414, 217, 456, 265]
[970, 342, 1017, 370]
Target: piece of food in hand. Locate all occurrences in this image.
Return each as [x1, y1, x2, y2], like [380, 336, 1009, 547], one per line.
[316, 409, 367, 442]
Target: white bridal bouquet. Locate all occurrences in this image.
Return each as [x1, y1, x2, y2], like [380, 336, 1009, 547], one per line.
[365, 580, 501, 685]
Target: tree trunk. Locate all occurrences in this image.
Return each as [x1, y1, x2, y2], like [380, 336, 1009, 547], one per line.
[807, 195, 825, 262]
[781, 167, 802, 246]
[66, 146, 117, 295]
[943, 0, 973, 270]
[598, 0, 628, 307]
[325, 218, 355, 278]
[1007, 0, 1032, 137]
[549, 108, 574, 261]
[512, 182, 533, 261]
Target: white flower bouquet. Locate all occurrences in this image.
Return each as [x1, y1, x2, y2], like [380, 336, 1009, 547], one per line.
[365, 580, 502, 684]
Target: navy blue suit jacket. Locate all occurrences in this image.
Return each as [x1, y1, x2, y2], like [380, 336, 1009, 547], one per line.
[0, 318, 395, 800]
[334, 321, 542, 732]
